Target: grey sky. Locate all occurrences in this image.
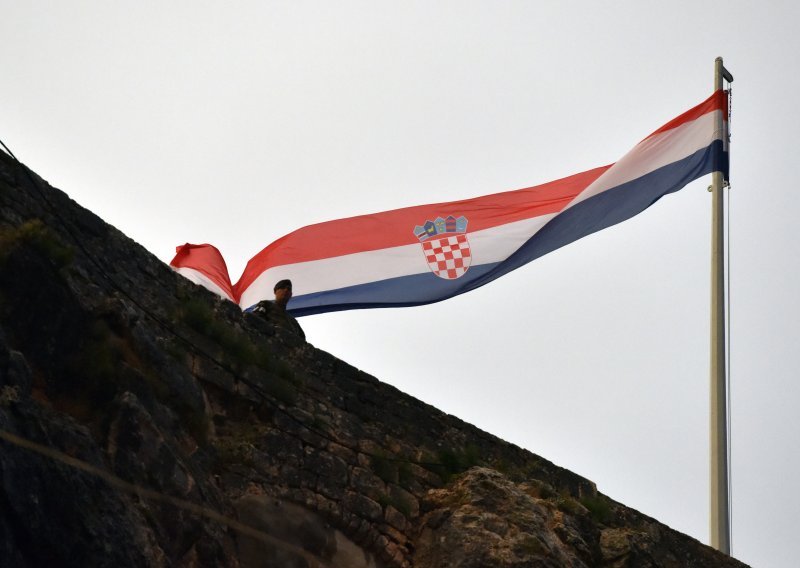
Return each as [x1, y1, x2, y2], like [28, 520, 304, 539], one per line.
[3, 2, 798, 566]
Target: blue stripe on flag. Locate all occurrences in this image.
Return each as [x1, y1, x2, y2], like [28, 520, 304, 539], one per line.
[468, 140, 722, 290]
[279, 263, 500, 316]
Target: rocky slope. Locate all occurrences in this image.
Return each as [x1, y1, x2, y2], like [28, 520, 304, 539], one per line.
[0, 151, 747, 567]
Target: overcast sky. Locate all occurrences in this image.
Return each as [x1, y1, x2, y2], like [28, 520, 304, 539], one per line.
[3, 2, 798, 566]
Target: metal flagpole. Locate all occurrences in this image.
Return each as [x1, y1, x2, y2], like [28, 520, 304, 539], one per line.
[710, 56, 733, 554]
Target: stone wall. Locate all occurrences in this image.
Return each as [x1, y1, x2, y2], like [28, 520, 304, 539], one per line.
[0, 152, 747, 567]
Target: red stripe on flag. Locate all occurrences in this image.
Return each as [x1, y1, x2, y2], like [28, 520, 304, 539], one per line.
[232, 165, 610, 294]
[171, 243, 234, 299]
[645, 89, 726, 140]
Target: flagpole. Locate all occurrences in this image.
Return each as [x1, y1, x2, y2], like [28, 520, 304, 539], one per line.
[710, 55, 733, 554]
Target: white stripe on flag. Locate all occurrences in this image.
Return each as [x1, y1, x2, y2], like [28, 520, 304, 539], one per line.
[569, 109, 721, 208]
[174, 267, 234, 301]
[237, 213, 557, 308]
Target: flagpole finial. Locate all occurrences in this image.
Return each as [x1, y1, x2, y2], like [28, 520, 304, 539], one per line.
[716, 57, 734, 83]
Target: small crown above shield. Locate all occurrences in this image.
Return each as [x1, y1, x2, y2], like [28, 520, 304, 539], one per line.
[413, 215, 468, 241]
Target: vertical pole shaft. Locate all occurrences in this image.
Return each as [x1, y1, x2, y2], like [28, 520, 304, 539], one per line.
[710, 56, 730, 554]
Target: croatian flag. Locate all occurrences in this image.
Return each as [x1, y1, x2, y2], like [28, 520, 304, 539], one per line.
[171, 90, 728, 316]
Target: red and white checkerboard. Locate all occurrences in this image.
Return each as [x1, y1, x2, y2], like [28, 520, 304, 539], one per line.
[421, 234, 472, 279]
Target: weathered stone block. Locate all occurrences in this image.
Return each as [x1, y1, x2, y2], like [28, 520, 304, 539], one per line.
[343, 491, 383, 522]
[327, 441, 357, 464]
[384, 505, 408, 532]
[351, 467, 387, 501]
[409, 462, 444, 489]
[388, 484, 419, 519]
[381, 523, 408, 547]
[306, 450, 348, 485]
[262, 429, 304, 463]
[357, 452, 372, 469]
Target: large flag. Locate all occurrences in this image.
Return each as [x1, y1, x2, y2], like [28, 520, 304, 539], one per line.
[171, 90, 728, 316]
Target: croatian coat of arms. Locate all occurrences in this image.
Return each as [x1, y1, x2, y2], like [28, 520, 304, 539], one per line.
[413, 215, 471, 279]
